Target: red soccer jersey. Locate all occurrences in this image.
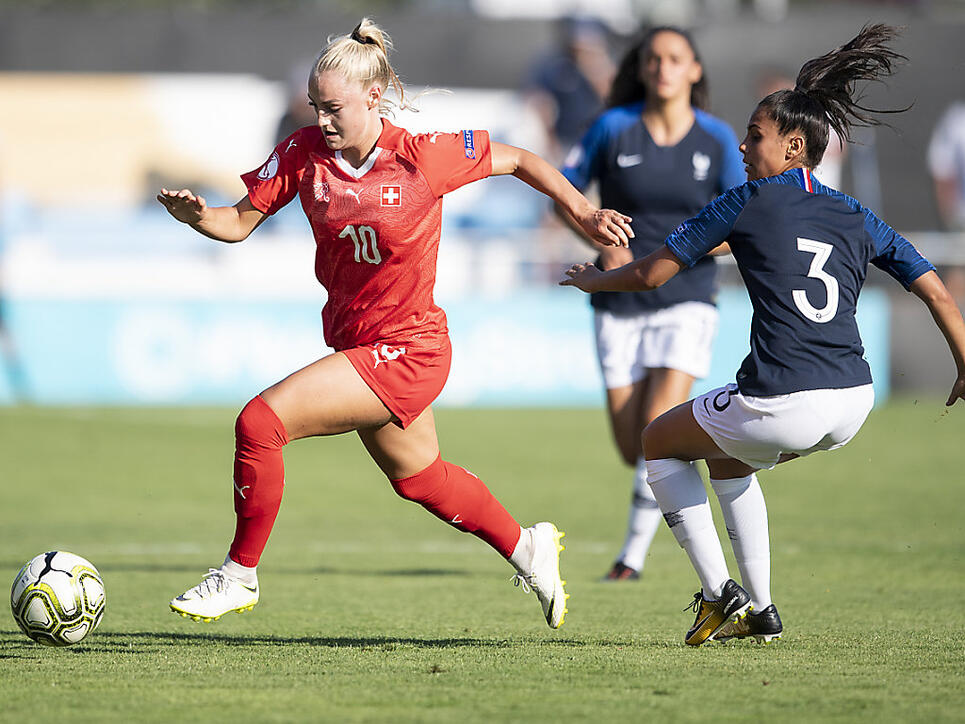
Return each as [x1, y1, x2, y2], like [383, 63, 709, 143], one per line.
[241, 120, 493, 351]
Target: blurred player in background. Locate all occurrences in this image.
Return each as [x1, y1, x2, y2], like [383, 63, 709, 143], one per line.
[927, 101, 965, 300]
[157, 18, 633, 630]
[560, 26, 743, 582]
[527, 15, 615, 163]
[563, 24, 965, 645]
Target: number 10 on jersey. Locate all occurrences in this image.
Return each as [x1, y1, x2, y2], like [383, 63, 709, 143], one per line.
[339, 224, 382, 264]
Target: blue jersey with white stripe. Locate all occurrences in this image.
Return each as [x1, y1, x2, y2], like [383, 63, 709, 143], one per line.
[666, 168, 935, 396]
[563, 103, 745, 313]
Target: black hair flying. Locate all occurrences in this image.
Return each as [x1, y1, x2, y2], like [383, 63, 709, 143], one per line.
[758, 24, 908, 167]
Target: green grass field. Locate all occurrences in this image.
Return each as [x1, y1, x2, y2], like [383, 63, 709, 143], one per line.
[1, 400, 963, 723]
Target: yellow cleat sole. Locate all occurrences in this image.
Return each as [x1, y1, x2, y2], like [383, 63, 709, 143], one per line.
[170, 603, 256, 622]
[554, 529, 568, 629]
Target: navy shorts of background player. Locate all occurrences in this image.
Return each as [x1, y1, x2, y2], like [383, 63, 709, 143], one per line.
[562, 102, 746, 315]
[666, 167, 935, 396]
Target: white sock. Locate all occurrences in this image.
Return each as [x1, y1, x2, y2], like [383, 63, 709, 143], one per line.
[508, 526, 532, 573]
[647, 458, 729, 599]
[617, 456, 661, 571]
[222, 555, 258, 587]
[711, 474, 771, 610]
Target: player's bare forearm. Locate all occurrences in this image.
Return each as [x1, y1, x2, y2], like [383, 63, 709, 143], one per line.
[490, 142, 633, 247]
[561, 246, 685, 292]
[911, 270, 965, 405]
[552, 201, 605, 249]
[157, 190, 265, 242]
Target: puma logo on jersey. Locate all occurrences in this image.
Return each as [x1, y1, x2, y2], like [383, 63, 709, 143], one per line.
[233, 481, 250, 500]
[345, 188, 362, 204]
[692, 151, 711, 181]
[285, 139, 298, 152]
[616, 153, 642, 168]
[450, 514, 463, 524]
[371, 344, 406, 368]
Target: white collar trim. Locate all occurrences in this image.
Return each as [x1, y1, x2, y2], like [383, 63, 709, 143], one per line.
[335, 148, 382, 179]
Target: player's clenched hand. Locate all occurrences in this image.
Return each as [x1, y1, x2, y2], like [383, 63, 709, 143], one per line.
[579, 209, 633, 247]
[559, 262, 603, 292]
[156, 188, 208, 225]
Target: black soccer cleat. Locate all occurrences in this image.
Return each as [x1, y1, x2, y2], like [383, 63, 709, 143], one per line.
[684, 579, 751, 647]
[601, 561, 640, 582]
[714, 603, 783, 643]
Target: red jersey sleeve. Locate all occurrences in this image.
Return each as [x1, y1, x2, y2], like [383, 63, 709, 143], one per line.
[241, 128, 311, 215]
[404, 129, 493, 197]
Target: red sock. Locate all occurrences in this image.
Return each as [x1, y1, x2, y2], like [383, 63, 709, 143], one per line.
[390, 456, 522, 558]
[228, 395, 289, 567]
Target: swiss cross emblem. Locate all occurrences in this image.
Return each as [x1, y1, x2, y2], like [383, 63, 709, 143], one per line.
[380, 185, 401, 207]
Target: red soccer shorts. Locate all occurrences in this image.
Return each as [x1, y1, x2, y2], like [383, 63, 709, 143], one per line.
[342, 334, 452, 428]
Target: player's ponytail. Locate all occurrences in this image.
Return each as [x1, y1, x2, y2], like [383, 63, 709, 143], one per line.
[757, 24, 908, 167]
[313, 17, 409, 113]
[607, 26, 708, 111]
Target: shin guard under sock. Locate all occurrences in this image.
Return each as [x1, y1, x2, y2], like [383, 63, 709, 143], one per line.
[617, 456, 661, 571]
[229, 395, 289, 567]
[647, 457, 729, 599]
[711, 474, 772, 610]
[391, 456, 522, 558]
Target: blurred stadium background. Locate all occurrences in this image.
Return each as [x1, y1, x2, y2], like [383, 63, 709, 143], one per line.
[1, 0, 963, 407]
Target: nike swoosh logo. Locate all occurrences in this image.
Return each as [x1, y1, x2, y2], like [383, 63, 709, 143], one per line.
[694, 612, 712, 631]
[617, 154, 642, 168]
[241, 584, 258, 593]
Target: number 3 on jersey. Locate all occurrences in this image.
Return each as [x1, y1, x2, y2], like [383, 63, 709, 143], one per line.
[792, 238, 838, 323]
[339, 224, 381, 264]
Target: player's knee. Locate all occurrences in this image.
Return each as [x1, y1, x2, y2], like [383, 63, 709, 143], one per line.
[235, 395, 289, 451]
[390, 456, 447, 504]
[641, 419, 672, 461]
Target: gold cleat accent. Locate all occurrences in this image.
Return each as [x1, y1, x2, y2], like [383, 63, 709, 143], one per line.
[713, 603, 783, 643]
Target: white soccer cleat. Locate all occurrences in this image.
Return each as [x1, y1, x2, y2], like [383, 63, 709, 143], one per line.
[169, 569, 259, 622]
[512, 522, 569, 629]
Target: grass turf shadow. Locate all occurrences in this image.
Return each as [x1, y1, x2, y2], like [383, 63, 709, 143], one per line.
[0, 628, 595, 654]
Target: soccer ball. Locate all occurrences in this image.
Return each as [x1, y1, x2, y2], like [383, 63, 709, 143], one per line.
[10, 551, 106, 646]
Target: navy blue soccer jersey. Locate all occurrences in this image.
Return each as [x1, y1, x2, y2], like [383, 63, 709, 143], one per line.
[562, 102, 745, 313]
[666, 168, 936, 396]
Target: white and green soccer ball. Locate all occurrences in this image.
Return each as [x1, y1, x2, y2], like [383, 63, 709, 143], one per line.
[10, 551, 106, 646]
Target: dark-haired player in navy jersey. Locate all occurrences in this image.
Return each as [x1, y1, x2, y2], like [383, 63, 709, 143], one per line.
[563, 24, 965, 646]
[560, 27, 744, 582]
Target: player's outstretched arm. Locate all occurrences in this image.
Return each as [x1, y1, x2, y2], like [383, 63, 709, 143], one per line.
[560, 246, 685, 293]
[490, 142, 633, 248]
[910, 270, 965, 406]
[157, 189, 268, 243]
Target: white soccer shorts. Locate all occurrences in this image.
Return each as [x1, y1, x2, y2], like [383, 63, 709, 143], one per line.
[692, 382, 875, 470]
[594, 302, 719, 389]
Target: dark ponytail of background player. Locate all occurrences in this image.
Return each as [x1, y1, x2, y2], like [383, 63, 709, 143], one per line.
[607, 26, 709, 111]
[757, 23, 908, 168]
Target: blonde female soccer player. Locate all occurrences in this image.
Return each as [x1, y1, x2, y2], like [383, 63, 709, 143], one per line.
[158, 18, 633, 629]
